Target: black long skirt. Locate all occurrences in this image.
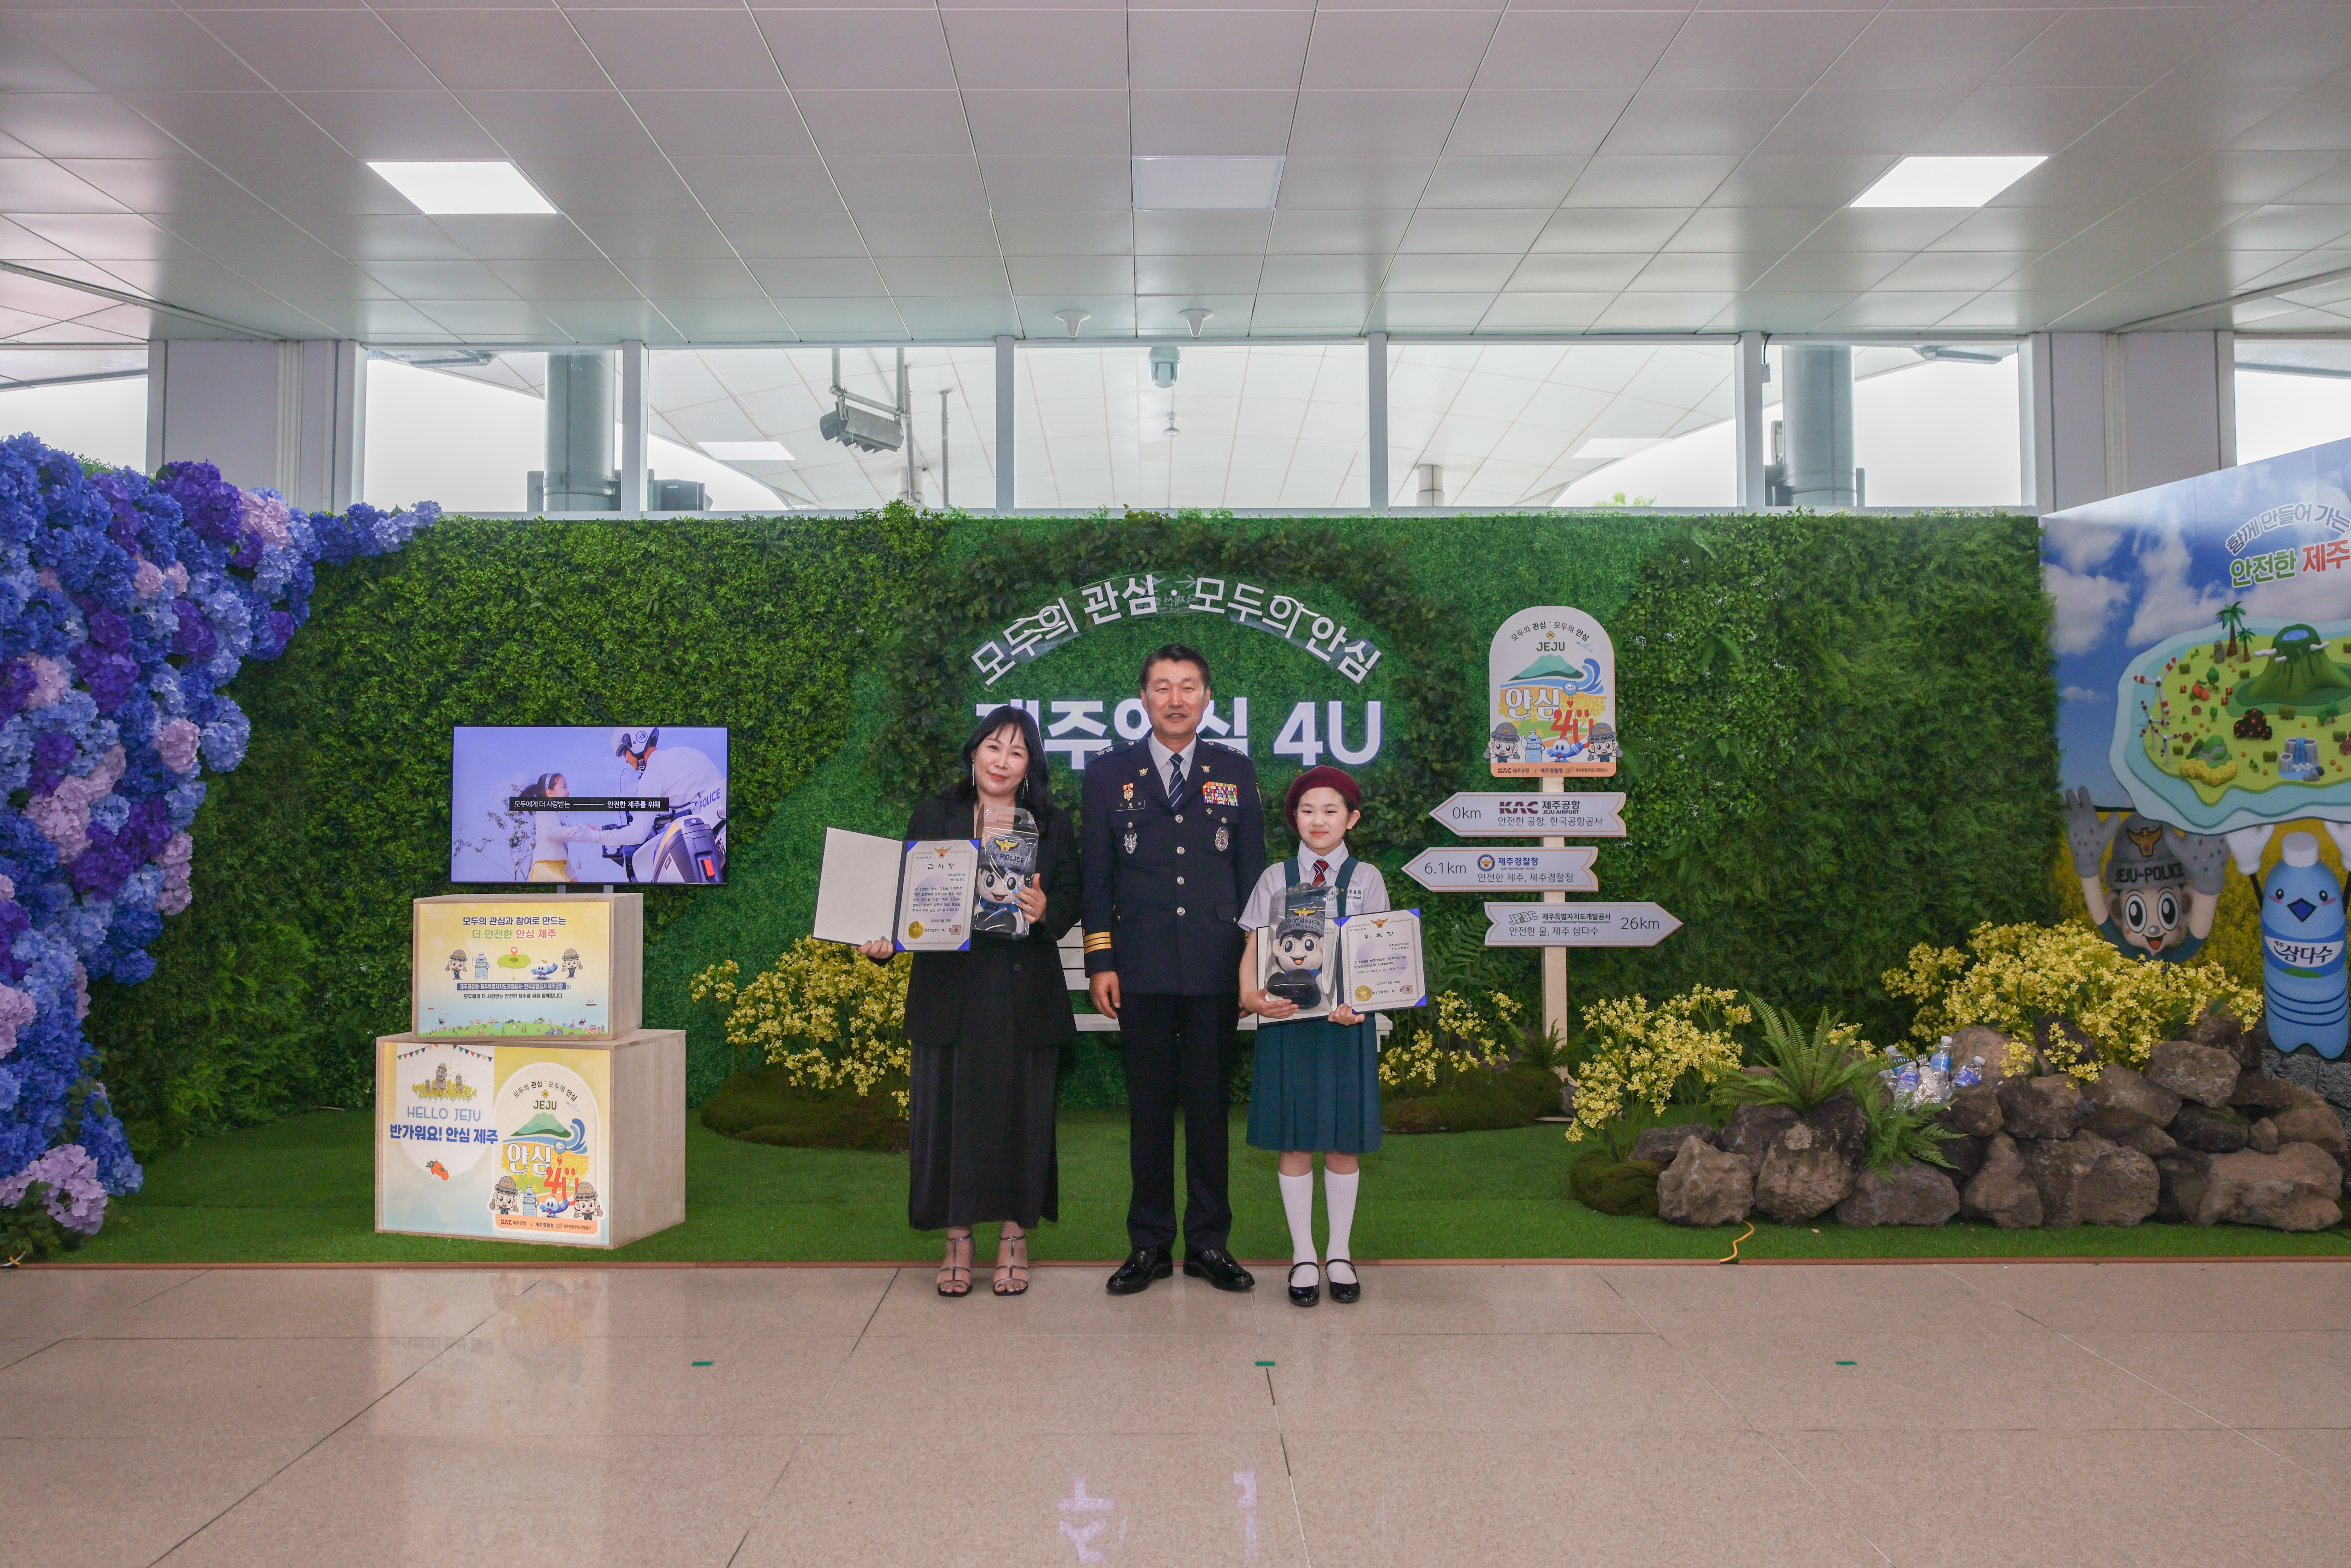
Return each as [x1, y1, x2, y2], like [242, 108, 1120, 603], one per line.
[907, 955, 1060, 1231]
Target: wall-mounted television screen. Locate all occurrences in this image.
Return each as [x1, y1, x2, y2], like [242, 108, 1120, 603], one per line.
[451, 726, 729, 885]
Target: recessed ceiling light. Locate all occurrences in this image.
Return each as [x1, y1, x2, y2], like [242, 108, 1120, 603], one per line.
[1575, 437, 1665, 460]
[1132, 156, 1283, 211]
[367, 161, 556, 215]
[1849, 156, 2045, 209]
[700, 440, 794, 462]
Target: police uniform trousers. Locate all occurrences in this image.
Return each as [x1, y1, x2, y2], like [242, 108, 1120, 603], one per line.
[1120, 994, 1238, 1253]
[905, 940, 1060, 1233]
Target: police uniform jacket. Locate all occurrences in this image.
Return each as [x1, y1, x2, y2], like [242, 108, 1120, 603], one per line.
[1081, 737, 1266, 995]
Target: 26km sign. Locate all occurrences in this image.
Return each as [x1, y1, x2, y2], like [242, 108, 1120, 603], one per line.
[1429, 791, 1626, 838]
[1482, 902, 1681, 948]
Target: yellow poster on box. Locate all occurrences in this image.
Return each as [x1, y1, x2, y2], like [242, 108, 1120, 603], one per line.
[414, 899, 612, 1039]
[378, 1040, 610, 1246]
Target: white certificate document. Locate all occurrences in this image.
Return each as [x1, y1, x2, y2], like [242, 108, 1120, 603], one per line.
[895, 839, 978, 951]
[812, 828, 902, 946]
[1335, 909, 1427, 1013]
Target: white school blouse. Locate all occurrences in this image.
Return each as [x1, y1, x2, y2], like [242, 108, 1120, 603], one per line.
[1236, 842, 1390, 931]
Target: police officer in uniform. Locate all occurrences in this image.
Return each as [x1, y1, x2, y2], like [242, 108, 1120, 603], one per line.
[1084, 644, 1266, 1293]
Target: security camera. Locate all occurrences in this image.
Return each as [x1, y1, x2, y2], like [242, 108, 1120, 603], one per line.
[1150, 345, 1180, 389]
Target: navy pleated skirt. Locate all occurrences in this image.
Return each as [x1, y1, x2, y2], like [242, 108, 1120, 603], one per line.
[1247, 1015, 1383, 1155]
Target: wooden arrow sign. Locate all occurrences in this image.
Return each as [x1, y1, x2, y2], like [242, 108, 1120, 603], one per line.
[1404, 846, 1598, 893]
[1481, 902, 1681, 948]
[1430, 791, 1626, 838]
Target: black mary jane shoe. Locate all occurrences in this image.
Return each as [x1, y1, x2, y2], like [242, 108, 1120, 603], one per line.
[1286, 1262, 1320, 1308]
[1106, 1245, 1174, 1296]
[1182, 1247, 1256, 1293]
[1325, 1257, 1360, 1305]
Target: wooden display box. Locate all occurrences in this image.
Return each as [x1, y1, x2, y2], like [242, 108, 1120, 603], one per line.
[374, 1027, 684, 1251]
[411, 890, 643, 1042]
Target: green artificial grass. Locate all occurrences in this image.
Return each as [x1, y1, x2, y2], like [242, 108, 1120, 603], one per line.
[50, 1110, 2351, 1265]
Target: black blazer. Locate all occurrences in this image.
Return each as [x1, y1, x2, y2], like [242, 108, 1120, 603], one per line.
[898, 791, 1081, 1051]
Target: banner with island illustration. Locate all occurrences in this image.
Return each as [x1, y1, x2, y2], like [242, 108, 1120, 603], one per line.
[377, 1039, 611, 1246]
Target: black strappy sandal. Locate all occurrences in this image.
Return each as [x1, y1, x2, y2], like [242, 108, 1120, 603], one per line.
[993, 1227, 1030, 1297]
[937, 1233, 973, 1298]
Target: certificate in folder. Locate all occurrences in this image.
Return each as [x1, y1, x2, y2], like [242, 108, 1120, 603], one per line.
[812, 827, 979, 952]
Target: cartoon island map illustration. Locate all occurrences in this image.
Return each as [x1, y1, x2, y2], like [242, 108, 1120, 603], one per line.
[2119, 612, 2351, 831]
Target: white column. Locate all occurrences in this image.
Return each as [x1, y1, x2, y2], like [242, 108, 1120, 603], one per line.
[995, 334, 1017, 512]
[146, 338, 364, 509]
[620, 339, 649, 516]
[2214, 329, 2237, 470]
[1731, 330, 1766, 508]
[2018, 332, 2054, 514]
[2047, 332, 2110, 512]
[1367, 332, 1389, 512]
[2121, 331, 2229, 492]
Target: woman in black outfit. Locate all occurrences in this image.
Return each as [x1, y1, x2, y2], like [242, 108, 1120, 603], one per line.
[859, 705, 1077, 1297]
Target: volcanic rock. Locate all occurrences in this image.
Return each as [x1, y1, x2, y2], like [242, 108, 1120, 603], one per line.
[2248, 1117, 2281, 1154]
[1631, 1122, 1718, 1166]
[1942, 1082, 2003, 1137]
[2156, 1150, 2213, 1222]
[1801, 1093, 1870, 1165]
[1721, 1104, 1799, 1178]
[2271, 1104, 2349, 1157]
[1753, 1121, 1856, 1224]
[2186, 1005, 2255, 1070]
[2113, 1123, 2179, 1160]
[1996, 1074, 2087, 1140]
[1961, 1134, 2044, 1230]
[1947, 1025, 2017, 1084]
[1656, 1138, 1754, 1226]
[2019, 1132, 2158, 1226]
[2196, 1143, 2346, 1231]
[2145, 1040, 2240, 1108]
[2228, 1071, 2301, 1116]
[1836, 1162, 1961, 1227]
[2168, 1103, 2250, 1154]
[2080, 1063, 2182, 1135]
[1939, 1132, 1987, 1185]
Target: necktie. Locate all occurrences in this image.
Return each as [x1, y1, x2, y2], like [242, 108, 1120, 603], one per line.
[1166, 752, 1186, 803]
[1313, 859, 1328, 885]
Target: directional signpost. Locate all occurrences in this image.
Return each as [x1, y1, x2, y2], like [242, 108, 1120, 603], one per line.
[1429, 791, 1626, 839]
[1404, 845, 1598, 893]
[1482, 902, 1682, 949]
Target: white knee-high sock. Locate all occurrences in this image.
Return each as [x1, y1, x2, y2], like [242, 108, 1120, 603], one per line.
[1323, 1170, 1360, 1268]
[1279, 1170, 1317, 1269]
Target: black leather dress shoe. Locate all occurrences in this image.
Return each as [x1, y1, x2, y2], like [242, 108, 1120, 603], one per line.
[1325, 1258, 1360, 1305]
[1286, 1262, 1319, 1308]
[1105, 1246, 1174, 1295]
[1183, 1248, 1256, 1292]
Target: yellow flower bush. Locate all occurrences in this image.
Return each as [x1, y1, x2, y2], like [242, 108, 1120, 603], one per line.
[1566, 986, 1751, 1143]
[1882, 921, 2262, 1079]
[1380, 990, 1521, 1094]
[691, 940, 913, 1111]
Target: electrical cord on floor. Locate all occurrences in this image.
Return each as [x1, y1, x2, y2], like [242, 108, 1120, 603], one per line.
[1718, 1221, 1755, 1264]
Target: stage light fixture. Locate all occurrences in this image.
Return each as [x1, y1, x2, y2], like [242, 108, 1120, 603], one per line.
[366, 162, 556, 215]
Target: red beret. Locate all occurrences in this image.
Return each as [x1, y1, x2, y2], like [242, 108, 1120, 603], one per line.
[1285, 765, 1361, 816]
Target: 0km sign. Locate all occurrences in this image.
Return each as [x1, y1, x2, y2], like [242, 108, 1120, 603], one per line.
[1404, 846, 1598, 893]
[1429, 791, 1626, 839]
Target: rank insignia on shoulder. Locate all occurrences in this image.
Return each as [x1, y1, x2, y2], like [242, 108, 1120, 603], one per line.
[1202, 781, 1240, 807]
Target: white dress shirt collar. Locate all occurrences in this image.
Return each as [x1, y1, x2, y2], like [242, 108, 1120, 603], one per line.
[1296, 841, 1350, 879]
[1146, 732, 1196, 780]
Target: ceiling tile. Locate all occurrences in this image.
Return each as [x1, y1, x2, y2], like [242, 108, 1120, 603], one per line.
[2171, 4, 2351, 87]
[2197, 203, 2351, 252]
[1367, 292, 1498, 331]
[759, 12, 957, 92]
[1706, 155, 1889, 209]
[671, 159, 842, 214]
[1472, 11, 1681, 90]
[1397, 209, 1550, 253]
[569, 11, 780, 91]
[1266, 210, 1412, 254]
[282, 93, 504, 161]
[614, 258, 766, 299]
[1909, 88, 2139, 156]
[1798, 207, 1975, 252]
[1930, 291, 2077, 331]
[1753, 90, 1974, 157]
[992, 211, 1133, 255]
[0, 216, 75, 264]
[1131, 92, 1297, 156]
[1923, 206, 2098, 253]
[1531, 208, 1691, 253]
[1869, 251, 2025, 291]
[0, 160, 129, 215]
[1277, 158, 1434, 210]
[454, 93, 659, 161]
[1420, 158, 1587, 210]
[773, 298, 912, 340]
[1600, 92, 1803, 157]
[381, 11, 608, 93]
[1593, 292, 1739, 330]
[1015, 294, 1134, 335]
[795, 92, 973, 158]
[627, 94, 818, 161]
[1818, 292, 1982, 329]
[826, 157, 991, 212]
[1989, 8, 2238, 90]
[196, 11, 438, 93]
[944, 9, 1128, 91]
[1751, 251, 1909, 291]
[713, 211, 868, 257]
[361, 260, 521, 302]
[1650, 11, 1873, 91]
[963, 91, 1129, 157]
[2232, 84, 2351, 153]
[1477, 293, 1613, 332]
[1134, 294, 1260, 336]
[1259, 253, 1389, 292]
[1563, 157, 1739, 209]
[116, 93, 345, 164]
[514, 160, 703, 217]
[855, 211, 999, 255]
[49, 159, 272, 218]
[1134, 211, 1274, 254]
[1133, 254, 1263, 293]
[0, 95, 187, 160]
[1503, 253, 1647, 292]
[1302, 11, 1502, 92]
[1130, 10, 1314, 90]
[980, 156, 1132, 211]
[2167, 149, 2350, 206]
[893, 295, 1021, 337]
[654, 298, 797, 341]
[12, 213, 208, 262]
[1818, 9, 2058, 92]
[202, 157, 417, 218]
[1444, 91, 1633, 159]
[480, 258, 640, 301]
[1004, 255, 1133, 293]
[1706, 293, 1850, 332]
[744, 257, 889, 297]
[568, 212, 743, 261]
[289, 214, 467, 264]
[1289, 93, 1464, 157]
[1663, 208, 1834, 253]
[1630, 253, 1781, 292]
[1248, 293, 1373, 333]
[875, 256, 1010, 296]
[10, 12, 270, 93]
[1383, 254, 1518, 291]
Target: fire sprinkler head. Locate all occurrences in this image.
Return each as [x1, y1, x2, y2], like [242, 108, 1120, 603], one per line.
[1180, 307, 1212, 338]
[1055, 309, 1090, 337]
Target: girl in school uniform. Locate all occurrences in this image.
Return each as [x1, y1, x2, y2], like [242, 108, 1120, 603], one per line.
[1237, 765, 1386, 1308]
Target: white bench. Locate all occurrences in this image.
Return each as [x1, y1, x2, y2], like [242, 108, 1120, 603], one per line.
[1055, 930, 1388, 1037]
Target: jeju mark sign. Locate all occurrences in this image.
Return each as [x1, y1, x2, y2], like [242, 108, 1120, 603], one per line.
[1485, 606, 1617, 778]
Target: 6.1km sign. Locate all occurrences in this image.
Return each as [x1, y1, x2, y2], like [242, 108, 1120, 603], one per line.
[1404, 846, 1598, 893]
[1429, 791, 1625, 838]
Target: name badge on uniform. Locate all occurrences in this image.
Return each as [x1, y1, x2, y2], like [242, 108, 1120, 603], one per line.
[1202, 781, 1239, 807]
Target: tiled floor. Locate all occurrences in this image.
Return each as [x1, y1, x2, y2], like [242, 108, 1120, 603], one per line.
[6, 1259, 2349, 1566]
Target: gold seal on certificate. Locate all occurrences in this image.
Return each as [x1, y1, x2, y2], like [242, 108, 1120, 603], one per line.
[895, 839, 978, 951]
[1334, 908, 1427, 1013]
